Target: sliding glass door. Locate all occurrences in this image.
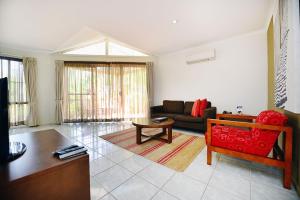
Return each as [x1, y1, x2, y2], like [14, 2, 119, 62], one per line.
[64, 63, 148, 122]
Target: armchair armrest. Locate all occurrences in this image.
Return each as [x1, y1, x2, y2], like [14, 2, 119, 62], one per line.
[150, 105, 163, 115]
[203, 107, 217, 131]
[216, 113, 256, 121]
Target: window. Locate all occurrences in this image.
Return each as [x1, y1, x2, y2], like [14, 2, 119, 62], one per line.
[64, 62, 149, 122]
[0, 57, 27, 126]
[108, 42, 147, 56]
[64, 42, 106, 56]
[63, 41, 148, 56]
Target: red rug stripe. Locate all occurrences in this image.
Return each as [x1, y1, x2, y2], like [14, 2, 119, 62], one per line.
[157, 136, 197, 164]
[136, 134, 181, 156]
[157, 136, 196, 164]
[139, 143, 166, 156]
[136, 134, 181, 155]
[124, 133, 180, 151]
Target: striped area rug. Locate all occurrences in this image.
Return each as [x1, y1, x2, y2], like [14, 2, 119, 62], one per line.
[100, 127, 206, 172]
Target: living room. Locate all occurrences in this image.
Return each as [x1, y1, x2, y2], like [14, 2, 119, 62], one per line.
[0, 0, 300, 200]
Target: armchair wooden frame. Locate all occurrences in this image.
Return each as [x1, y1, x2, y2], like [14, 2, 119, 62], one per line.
[206, 114, 293, 189]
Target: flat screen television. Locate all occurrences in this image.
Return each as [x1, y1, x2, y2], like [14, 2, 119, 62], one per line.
[0, 77, 26, 163]
[0, 77, 9, 162]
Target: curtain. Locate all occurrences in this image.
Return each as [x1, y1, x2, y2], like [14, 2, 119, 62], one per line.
[120, 64, 149, 118]
[55, 60, 65, 124]
[63, 62, 149, 122]
[0, 57, 28, 126]
[23, 57, 38, 126]
[145, 62, 153, 117]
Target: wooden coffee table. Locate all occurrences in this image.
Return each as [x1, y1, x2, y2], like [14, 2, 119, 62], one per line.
[132, 118, 175, 144]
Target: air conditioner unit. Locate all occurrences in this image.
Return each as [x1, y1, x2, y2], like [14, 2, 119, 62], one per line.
[186, 49, 216, 64]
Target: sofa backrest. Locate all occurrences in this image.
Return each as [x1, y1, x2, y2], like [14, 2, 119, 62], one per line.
[184, 101, 212, 115]
[163, 100, 184, 114]
[184, 102, 194, 115]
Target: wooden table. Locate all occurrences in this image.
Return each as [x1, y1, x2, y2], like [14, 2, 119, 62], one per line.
[0, 129, 90, 200]
[132, 118, 175, 144]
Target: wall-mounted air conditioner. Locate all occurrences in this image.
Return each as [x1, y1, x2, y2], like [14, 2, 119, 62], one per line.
[186, 49, 216, 64]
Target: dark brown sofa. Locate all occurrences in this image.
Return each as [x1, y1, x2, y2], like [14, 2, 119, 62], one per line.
[151, 100, 216, 132]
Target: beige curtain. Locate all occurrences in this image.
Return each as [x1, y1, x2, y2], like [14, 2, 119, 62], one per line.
[23, 57, 39, 126]
[145, 62, 153, 117]
[114, 63, 148, 119]
[55, 60, 65, 124]
[64, 62, 148, 122]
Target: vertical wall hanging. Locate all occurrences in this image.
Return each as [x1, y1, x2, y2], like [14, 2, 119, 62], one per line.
[274, 0, 289, 108]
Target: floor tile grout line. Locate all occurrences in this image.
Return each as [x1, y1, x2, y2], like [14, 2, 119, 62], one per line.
[107, 173, 160, 199]
[93, 165, 134, 195]
[135, 164, 176, 189]
[206, 155, 253, 200]
[199, 153, 220, 200]
[150, 172, 179, 200]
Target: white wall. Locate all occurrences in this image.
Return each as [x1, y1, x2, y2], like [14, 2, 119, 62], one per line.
[154, 30, 268, 115]
[0, 46, 156, 125]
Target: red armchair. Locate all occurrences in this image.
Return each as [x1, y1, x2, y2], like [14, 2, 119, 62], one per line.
[205, 110, 293, 189]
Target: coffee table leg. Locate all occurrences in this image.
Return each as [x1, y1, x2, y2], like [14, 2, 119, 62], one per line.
[136, 127, 142, 144]
[163, 128, 166, 135]
[167, 127, 172, 143]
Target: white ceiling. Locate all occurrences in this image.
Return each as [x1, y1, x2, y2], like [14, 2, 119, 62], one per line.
[0, 0, 274, 55]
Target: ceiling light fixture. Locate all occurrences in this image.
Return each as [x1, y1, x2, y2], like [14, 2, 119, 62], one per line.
[172, 20, 178, 24]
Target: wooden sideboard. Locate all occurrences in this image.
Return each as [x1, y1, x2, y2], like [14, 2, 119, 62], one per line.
[0, 129, 90, 200]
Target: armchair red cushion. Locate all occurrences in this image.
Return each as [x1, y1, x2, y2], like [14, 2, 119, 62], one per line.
[255, 110, 288, 126]
[206, 110, 288, 157]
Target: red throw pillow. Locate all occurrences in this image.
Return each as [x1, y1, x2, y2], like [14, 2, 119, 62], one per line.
[199, 98, 208, 117]
[191, 99, 201, 117]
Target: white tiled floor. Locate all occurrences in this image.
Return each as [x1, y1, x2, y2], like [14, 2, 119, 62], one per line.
[10, 123, 300, 200]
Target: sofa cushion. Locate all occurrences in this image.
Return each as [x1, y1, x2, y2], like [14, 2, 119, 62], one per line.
[175, 115, 203, 123]
[184, 101, 194, 115]
[163, 100, 184, 114]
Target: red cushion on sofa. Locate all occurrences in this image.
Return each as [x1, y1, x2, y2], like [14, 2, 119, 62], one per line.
[199, 99, 208, 117]
[191, 99, 201, 117]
